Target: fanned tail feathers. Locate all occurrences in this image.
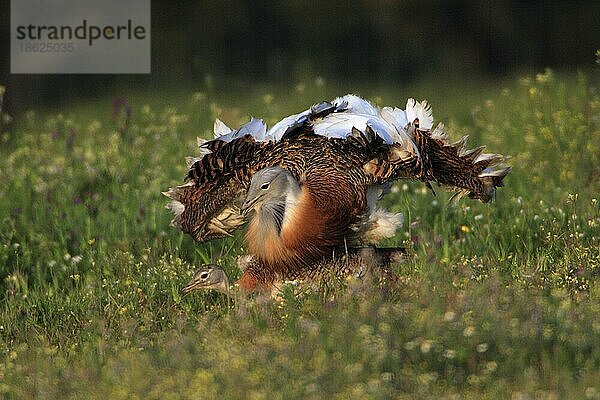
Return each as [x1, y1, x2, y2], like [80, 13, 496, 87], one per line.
[164, 95, 510, 244]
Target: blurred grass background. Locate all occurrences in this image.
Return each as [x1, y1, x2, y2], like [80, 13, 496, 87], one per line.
[1, 1, 600, 398]
[2, 1, 600, 114]
[1, 68, 599, 399]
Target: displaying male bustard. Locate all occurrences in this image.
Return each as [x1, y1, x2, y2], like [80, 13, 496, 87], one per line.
[164, 95, 510, 292]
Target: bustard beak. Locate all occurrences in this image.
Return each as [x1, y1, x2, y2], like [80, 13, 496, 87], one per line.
[181, 281, 199, 294]
[181, 276, 210, 294]
[240, 195, 261, 215]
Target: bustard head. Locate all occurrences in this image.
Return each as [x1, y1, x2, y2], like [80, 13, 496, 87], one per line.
[241, 166, 300, 216]
[181, 264, 230, 295]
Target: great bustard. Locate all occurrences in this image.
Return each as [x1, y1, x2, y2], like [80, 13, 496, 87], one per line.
[165, 95, 510, 292]
[181, 247, 408, 296]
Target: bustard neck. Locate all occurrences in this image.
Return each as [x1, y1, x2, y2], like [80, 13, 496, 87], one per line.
[256, 175, 301, 236]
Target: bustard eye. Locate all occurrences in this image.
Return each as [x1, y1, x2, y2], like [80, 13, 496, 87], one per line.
[199, 272, 209, 280]
[260, 182, 270, 190]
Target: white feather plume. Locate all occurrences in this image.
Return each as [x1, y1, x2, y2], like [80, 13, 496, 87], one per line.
[266, 110, 311, 141]
[405, 98, 434, 129]
[215, 118, 266, 143]
[332, 94, 379, 116]
[358, 208, 404, 244]
[210, 95, 435, 148]
[213, 118, 233, 138]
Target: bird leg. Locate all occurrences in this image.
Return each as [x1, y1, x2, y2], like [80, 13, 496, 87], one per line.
[354, 246, 409, 283]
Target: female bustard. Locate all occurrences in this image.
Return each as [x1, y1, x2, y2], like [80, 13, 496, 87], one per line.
[164, 95, 510, 291]
[181, 248, 407, 296]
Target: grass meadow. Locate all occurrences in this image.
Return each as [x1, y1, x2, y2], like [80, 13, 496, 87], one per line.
[1, 68, 599, 399]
